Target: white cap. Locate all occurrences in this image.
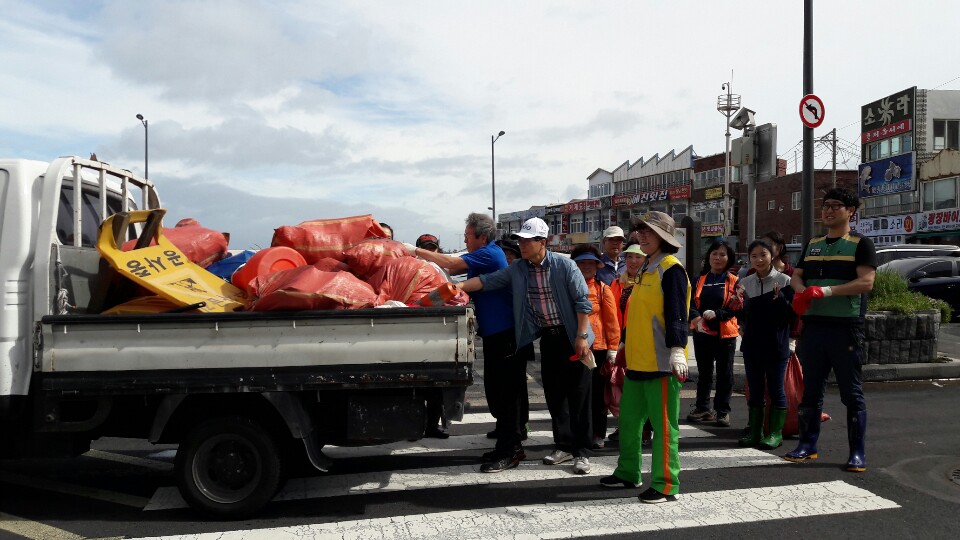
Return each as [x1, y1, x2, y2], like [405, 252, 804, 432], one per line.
[602, 226, 625, 239]
[511, 217, 549, 239]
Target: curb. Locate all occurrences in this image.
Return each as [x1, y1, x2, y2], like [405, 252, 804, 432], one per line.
[688, 359, 960, 393]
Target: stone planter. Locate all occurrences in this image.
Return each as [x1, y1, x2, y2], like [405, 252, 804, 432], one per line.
[863, 309, 941, 364]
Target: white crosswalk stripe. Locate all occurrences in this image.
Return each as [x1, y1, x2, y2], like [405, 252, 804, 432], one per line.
[131, 481, 898, 539]
[120, 406, 900, 539]
[144, 448, 785, 511]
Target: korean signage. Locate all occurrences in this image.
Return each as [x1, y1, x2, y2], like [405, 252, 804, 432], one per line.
[705, 187, 724, 200]
[917, 209, 960, 233]
[668, 185, 691, 199]
[701, 223, 724, 237]
[862, 119, 911, 144]
[855, 213, 916, 236]
[857, 152, 915, 197]
[613, 189, 668, 208]
[612, 185, 690, 209]
[563, 199, 602, 214]
[861, 87, 915, 135]
[544, 205, 564, 216]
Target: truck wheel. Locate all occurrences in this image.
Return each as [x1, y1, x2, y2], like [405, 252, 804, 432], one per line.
[175, 416, 284, 518]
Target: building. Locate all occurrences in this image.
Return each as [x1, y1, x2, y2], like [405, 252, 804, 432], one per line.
[610, 146, 695, 229]
[857, 87, 960, 245]
[738, 170, 858, 250]
[691, 152, 741, 252]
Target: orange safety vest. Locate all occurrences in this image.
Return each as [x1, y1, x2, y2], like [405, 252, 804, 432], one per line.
[693, 272, 739, 339]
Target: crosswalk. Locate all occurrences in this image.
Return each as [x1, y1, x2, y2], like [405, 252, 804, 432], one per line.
[126, 409, 899, 539]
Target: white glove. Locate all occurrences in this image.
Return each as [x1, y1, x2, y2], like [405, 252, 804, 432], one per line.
[821, 286, 834, 297]
[401, 242, 418, 256]
[788, 338, 797, 353]
[670, 347, 688, 381]
[606, 350, 617, 364]
[702, 309, 717, 321]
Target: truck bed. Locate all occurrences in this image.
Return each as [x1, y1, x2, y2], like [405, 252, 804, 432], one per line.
[38, 307, 475, 396]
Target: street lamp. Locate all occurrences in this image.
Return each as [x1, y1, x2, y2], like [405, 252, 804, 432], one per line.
[717, 82, 740, 237]
[491, 130, 505, 223]
[135, 114, 148, 179]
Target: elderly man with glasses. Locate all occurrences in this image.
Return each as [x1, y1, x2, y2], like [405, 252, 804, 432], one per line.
[458, 218, 596, 476]
[785, 187, 877, 473]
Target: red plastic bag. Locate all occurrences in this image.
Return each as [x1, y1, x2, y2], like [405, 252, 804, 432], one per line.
[271, 215, 387, 263]
[745, 352, 830, 436]
[314, 257, 351, 273]
[367, 258, 448, 305]
[344, 239, 409, 279]
[121, 224, 228, 268]
[248, 264, 377, 311]
[600, 361, 626, 417]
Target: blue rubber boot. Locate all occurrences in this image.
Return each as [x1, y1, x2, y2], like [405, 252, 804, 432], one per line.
[845, 409, 867, 472]
[784, 406, 821, 462]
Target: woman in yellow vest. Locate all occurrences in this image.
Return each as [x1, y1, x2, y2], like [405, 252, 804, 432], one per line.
[687, 240, 740, 427]
[599, 212, 690, 504]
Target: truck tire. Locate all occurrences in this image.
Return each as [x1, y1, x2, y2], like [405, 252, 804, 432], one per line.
[175, 416, 284, 518]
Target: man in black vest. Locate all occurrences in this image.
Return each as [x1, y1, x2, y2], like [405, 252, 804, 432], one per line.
[784, 188, 877, 472]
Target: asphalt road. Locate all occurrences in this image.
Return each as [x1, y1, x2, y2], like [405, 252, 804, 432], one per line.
[1, 364, 958, 539]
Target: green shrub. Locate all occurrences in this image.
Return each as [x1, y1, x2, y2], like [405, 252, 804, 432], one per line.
[869, 270, 953, 321]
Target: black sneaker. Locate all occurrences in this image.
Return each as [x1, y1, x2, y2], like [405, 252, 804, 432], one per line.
[486, 429, 498, 439]
[480, 449, 524, 473]
[424, 426, 450, 439]
[607, 428, 620, 442]
[599, 474, 639, 489]
[482, 448, 525, 463]
[638, 487, 677, 504]
[716, 413, 731, 427]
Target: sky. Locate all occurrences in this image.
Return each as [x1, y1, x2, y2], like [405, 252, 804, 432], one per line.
[2, 0, 959, 251]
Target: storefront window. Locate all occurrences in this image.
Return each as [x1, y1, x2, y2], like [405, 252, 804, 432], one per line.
[922, 176, 958, 211]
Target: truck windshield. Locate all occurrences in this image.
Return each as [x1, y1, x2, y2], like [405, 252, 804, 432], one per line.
[57, 186, 136, 247]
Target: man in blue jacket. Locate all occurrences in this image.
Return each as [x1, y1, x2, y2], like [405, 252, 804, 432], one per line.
[459, 217, 596, 475]
[405, 213, 532, 472]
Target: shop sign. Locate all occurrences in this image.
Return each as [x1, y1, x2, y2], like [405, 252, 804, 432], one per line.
[705, 187, 724, 200]
[668, 185, 691, 199]
[701, 223, 724, 236]
[858, 152, 914, 198]
[545, 205, 564, 216]
[861, 87, 915, 135]
[612, 189, 669, 208]
[917, 209, 960, 233]
[856, 213, 916, 236]
[563, 199, 603, 213]
[861, 119, 911, 144]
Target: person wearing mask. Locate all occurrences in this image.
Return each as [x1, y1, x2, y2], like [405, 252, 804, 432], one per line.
[785, 188, 876, 472]
[404, 214, 530, 472]
[571, 245, 621, 449]
[457, 218, 596, 475]
[687, 240, 740, 428]
[735, 240, 795, 449]
[596, 226, 626, 285]
[599, 212, 689, 504]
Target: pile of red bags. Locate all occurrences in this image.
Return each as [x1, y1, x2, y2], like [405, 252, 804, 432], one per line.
[238, 215, 466, 312]
[272, 215, 387, 263]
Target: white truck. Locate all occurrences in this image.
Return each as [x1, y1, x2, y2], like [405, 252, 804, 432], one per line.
[0, 156, 475, 517]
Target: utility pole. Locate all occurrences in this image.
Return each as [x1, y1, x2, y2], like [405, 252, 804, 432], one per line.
[801, 0, 814, 244]
[831, 127, 837, 188]
[717, 78, 740, 238]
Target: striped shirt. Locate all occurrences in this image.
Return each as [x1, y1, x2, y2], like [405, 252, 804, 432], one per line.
[526, 257, 563, 327]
